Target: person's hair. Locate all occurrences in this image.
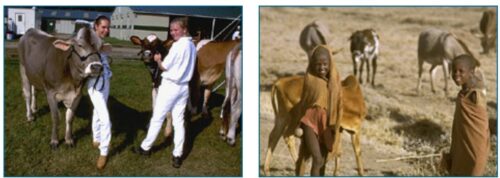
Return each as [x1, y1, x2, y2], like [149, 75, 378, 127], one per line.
[453, 54, 478, 70]
[170, 17, 189, 30]
[94, 15, 110, 30]
[311, 46, 330, 63]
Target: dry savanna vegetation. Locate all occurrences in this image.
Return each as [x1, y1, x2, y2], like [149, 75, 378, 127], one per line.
[260, 7, 497, 176]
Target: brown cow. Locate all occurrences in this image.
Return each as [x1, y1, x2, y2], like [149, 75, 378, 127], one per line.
[18, 27, 111, 149]
[479, 10, 497, 54]
[349, 29, 380, 86]
[263, 75, 366, 176]
[191, 39, 241, 116]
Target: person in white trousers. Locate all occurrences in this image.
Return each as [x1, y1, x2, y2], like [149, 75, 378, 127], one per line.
[134, 17, 196, 169]
[88, 15, 112, 170]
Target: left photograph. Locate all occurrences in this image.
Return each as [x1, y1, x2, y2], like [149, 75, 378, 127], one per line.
[4, 6, 242, 176]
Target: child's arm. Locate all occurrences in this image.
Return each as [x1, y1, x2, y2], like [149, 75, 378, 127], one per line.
[468, 91, 477, 104]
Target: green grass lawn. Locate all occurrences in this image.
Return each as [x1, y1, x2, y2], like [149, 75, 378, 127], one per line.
[103, 37, 140, 48]
[4, 58, 241, 176]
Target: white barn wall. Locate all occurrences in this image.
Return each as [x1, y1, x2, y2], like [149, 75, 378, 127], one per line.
[55, 19, 75, 34]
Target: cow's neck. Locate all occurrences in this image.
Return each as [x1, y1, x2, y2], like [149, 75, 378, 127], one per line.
[64, 53, 86, 88]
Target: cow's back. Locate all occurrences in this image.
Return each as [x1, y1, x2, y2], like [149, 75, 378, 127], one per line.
[197, 40, 240, 85]
[18, 28, 62, 88]
[418, 28, 466, 64]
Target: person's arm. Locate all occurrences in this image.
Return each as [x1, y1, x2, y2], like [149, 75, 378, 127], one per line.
[154, 53, 167, 71]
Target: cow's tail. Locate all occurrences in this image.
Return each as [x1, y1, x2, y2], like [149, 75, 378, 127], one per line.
[454, 35, 481, 67]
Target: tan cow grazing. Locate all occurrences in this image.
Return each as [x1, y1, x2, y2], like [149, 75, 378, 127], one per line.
[479, 10, 497, 54]
[264, 75, 366, 176]
[191, 39, 241, 116]
[18, 27, 111, 149]
[417, 28, 481, 96]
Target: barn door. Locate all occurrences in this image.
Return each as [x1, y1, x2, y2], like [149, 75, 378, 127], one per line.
[15, 13, 25, 34]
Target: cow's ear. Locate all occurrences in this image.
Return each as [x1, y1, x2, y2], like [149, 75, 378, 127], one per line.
[53, 40, 72, 51]
[100, 43, 113, 54]
[130, 36, 142, 45]
[163, 39, 174, 49]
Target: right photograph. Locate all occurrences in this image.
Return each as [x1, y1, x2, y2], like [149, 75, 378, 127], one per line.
[260, 7, 497, 176]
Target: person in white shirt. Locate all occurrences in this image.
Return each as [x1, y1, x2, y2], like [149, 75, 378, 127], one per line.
[134, 17, 196, 169]
[88, 15, 112, 170]
[232, 25, 241, 40]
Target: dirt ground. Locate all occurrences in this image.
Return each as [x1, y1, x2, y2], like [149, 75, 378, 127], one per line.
[259, 7, 497, 176]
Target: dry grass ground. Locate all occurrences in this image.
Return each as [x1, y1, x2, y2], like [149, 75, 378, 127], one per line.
[260, 7, 497, 176]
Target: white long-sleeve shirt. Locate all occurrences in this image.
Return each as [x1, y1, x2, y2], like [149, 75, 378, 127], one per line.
[161, 36, 196, 84]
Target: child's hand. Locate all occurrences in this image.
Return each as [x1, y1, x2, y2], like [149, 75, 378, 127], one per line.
[154, 53, 162, 63]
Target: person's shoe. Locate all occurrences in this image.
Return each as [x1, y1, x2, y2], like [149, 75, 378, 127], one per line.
[172, 156, 182, 168]
[96, 155, 107, 170]
[132, 146, 151, 156]
[93, 141, 100, 148]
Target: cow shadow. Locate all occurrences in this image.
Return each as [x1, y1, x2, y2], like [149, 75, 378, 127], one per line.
[392, 119, 445, 145]
[182, 92, 225, 159]
[73, 96, 150, 156]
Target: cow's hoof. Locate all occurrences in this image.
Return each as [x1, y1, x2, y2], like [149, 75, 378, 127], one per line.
[50, 143, 58, 150]
[27, 116, 35, 122]
[66, 141, 75, 148]
[227, 139, 236, 147]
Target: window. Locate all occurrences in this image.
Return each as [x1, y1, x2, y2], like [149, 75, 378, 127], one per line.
[17, 15, 22, 22]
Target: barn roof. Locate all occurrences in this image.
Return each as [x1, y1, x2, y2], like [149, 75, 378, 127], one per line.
[37, 9, 111, 21]
[128, 6, 241, 20]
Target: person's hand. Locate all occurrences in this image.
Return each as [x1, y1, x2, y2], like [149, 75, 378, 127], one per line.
[154, 53, 162, 63]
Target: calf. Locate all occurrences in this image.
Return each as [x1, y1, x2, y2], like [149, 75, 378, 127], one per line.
[18, 27, 111, 149]
[349, 29, 380, 86]
[417, 28, 481, 96]
[263, 75, 366, 176]
[219, 44, 242, 146]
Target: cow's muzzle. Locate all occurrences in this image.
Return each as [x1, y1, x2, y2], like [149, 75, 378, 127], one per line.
[85, 62, 103, 77]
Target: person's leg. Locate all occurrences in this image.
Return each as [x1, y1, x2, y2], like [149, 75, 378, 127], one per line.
[171, 85, 189, 157]
[87, 78, 100, 144]
[302, 124, 324, 176]
[97, 79, 111, 156]
[140, 81, 179, 151]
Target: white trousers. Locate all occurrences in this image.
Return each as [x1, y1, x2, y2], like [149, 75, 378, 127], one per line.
[88, 76, 112, 156]
[141, 79, 189, 157]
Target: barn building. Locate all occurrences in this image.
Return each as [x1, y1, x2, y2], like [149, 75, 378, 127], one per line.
[110, 6, 241, 41]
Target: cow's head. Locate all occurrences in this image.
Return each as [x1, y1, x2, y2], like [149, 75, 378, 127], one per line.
[130, 35, 173, 63]
[53, 27, 111, 78]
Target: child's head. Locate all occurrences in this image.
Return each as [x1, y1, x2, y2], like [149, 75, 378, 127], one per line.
[452, 55, 477, 87]
[310, 46, 330, 79]
[170, 17, 189, 41]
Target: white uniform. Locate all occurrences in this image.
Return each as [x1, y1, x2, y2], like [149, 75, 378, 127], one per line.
[140, 36, 196, 157]
[88, 53, 112, 156]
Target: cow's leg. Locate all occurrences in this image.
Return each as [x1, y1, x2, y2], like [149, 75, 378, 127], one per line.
[164, 112, 173, 138]
[46, 93, 60, 149]
[352, 56, 358, 77]
[264, 115, 287, 176]
[351, 131, 364, 176]
[295, 142, 308, 176]
[442, 60, 450, 96]
[284, 135, 298, 162]
[366, 57, 371, 84]
[226, 99, 240, 146]
[429, 65, 438, 93]
[202, 86, 212, 116]
[358, 59, 365, 84]
[30, 86, 37, 113]
[152, 87, 158, 111]
[20, 64, 34, 121]
[371, 55, 378, 87]
[333, 130, 343, 176]
[64, 108, 75, 147]
[417, 58, 424, 95]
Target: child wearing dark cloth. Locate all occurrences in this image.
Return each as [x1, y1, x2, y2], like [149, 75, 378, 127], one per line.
[290, 45, 343, 176]
[441, 54, 489, 176]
